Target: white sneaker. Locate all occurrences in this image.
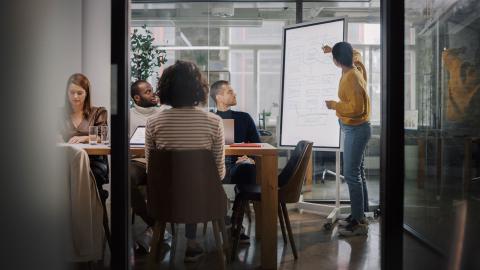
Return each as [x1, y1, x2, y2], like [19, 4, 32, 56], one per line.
[338, 221, 369, 237]
[337, 215, 352, 227]
[338, 215, 369, 227]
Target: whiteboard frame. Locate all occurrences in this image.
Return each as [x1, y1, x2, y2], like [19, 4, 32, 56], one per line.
[279, 17, 347, 151]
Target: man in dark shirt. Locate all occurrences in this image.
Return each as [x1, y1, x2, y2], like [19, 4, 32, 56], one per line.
[210, 80, 260, 181]
[211, 81, 261, 144]
[210, 80, 261, 244]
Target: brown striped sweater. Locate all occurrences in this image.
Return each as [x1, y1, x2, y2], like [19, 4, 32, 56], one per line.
[145, 107, 226, 179]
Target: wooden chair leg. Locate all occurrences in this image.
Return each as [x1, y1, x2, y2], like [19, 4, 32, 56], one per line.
[281, 203, 298, 259]
[278, 203, 288, 244]
[203, 222, 208, 236]
[245, 201, 252, 223]
[212, 220, 226, 270]
[231, 199, 247, 261]
[219, 219, 231, 263]
[169, 223, 177, 268]
[148, 221, 166, 269]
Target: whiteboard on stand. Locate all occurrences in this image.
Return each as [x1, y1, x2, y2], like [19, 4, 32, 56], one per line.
[280, 18, 346, 150]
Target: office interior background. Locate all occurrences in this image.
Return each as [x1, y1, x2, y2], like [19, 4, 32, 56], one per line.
[1, 0, 479, 269]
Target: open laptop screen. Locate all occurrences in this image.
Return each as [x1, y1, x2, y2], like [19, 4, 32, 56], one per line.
[129, 121, 234, 146]
[130, 126, 145, 145]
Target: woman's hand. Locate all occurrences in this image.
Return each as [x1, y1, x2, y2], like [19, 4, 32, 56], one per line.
[325, 100, 337, 110]
[68, 136, 89, 144]
[322, 45, 332, 53]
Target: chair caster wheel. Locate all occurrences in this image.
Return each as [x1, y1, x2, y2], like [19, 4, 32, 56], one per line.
[323, 223, 333, 230]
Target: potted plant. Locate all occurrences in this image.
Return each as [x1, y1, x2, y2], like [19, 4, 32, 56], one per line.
[130, 25, 168, 82]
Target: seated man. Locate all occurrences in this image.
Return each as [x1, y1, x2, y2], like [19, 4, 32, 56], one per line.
[130, 79, 169, 135]
[129, 80, 169, 253]
[210, 80, 261, 244]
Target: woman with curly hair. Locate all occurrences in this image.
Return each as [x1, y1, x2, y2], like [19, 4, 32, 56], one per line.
[140, 60, 225, 262]
[323, 42, 371, 237]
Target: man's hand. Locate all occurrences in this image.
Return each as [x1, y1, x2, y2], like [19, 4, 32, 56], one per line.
[236, 155, 255, 165]
[325, 100, 337, 110]
[68, 136, 89, 144]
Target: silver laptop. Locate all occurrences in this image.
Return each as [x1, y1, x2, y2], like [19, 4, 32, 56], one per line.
[223, 119, 235, 145]
[129, 122, 234, 145]
[130, 126, 146, 145]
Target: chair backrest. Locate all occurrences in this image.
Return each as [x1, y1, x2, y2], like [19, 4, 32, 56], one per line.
[278, 140, 313, 203]
[147, 149, 228, 224]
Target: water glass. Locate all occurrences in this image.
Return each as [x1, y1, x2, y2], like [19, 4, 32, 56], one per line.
[89, 126, 98, 145]
[100, 126, 109, 144]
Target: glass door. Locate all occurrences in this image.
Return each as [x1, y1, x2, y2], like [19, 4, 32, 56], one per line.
[403, 0, 480, 268]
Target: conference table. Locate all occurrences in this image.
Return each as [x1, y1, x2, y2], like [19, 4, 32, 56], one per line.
[73, 142, 279, 269]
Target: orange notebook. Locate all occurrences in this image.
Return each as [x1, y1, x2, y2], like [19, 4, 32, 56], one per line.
[229, 143, 262, 147]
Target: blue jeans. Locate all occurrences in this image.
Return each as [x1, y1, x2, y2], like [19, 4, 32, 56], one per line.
[340, 121, 371, 221]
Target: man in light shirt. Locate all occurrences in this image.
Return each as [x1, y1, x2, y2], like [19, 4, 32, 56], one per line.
[129, 80, 169, 254]
[130, 80, 169, 135]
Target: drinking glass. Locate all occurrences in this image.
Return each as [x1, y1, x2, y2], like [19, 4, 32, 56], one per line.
[100, 126, 109, 144]
[89, 126, 98, 145]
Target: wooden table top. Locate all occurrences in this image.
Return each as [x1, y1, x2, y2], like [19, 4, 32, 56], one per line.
[58, 143, 278, 156]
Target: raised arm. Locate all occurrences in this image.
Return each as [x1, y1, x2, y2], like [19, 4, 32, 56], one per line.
[353, 49, 367, 83]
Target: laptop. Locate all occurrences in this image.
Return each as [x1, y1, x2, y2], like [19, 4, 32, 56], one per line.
[129, 121, 234, 145]
[130, 126, 146, 145]
[223, 119, 235, 145]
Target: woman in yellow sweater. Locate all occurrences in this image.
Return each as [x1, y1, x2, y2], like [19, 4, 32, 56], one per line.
[323, 42, 371, 236]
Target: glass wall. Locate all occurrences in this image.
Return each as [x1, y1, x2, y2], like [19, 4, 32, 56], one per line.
[301, 2, 381, 207]
[404, 0, 480, 268]
[131, 1, 381, 206]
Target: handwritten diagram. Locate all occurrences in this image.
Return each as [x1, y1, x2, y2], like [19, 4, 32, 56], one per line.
[281, 19, 345, 148]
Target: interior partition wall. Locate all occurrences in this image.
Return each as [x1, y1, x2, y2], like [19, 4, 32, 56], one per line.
[381, 0, 404, 269]
[403, 0, 480, 269]
[111, 0, 130, 269]
[114, 1, 396, 269]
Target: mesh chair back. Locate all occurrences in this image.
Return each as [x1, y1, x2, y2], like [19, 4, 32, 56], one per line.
[147, 149, 228, 224]
[278, 141, 313, 203]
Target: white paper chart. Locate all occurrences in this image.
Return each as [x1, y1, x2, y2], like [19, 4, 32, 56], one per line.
[280, 18, 345, 148]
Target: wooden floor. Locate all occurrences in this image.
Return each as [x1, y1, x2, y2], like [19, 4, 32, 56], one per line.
[133, 209, 381, 270]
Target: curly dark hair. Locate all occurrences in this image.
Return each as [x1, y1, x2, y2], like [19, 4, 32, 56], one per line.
[157, 60, 209, 107]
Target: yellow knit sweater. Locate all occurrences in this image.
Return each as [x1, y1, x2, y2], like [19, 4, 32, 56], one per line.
[332, 50, 371, 125]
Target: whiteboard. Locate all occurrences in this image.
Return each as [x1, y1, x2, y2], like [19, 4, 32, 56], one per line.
[280, 18, 345, 149]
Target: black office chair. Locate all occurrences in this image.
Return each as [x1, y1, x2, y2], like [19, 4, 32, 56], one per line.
[230, 140, 313, 260]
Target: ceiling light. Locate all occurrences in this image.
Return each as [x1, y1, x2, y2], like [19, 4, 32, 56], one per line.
[211, 3, 234, 18]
